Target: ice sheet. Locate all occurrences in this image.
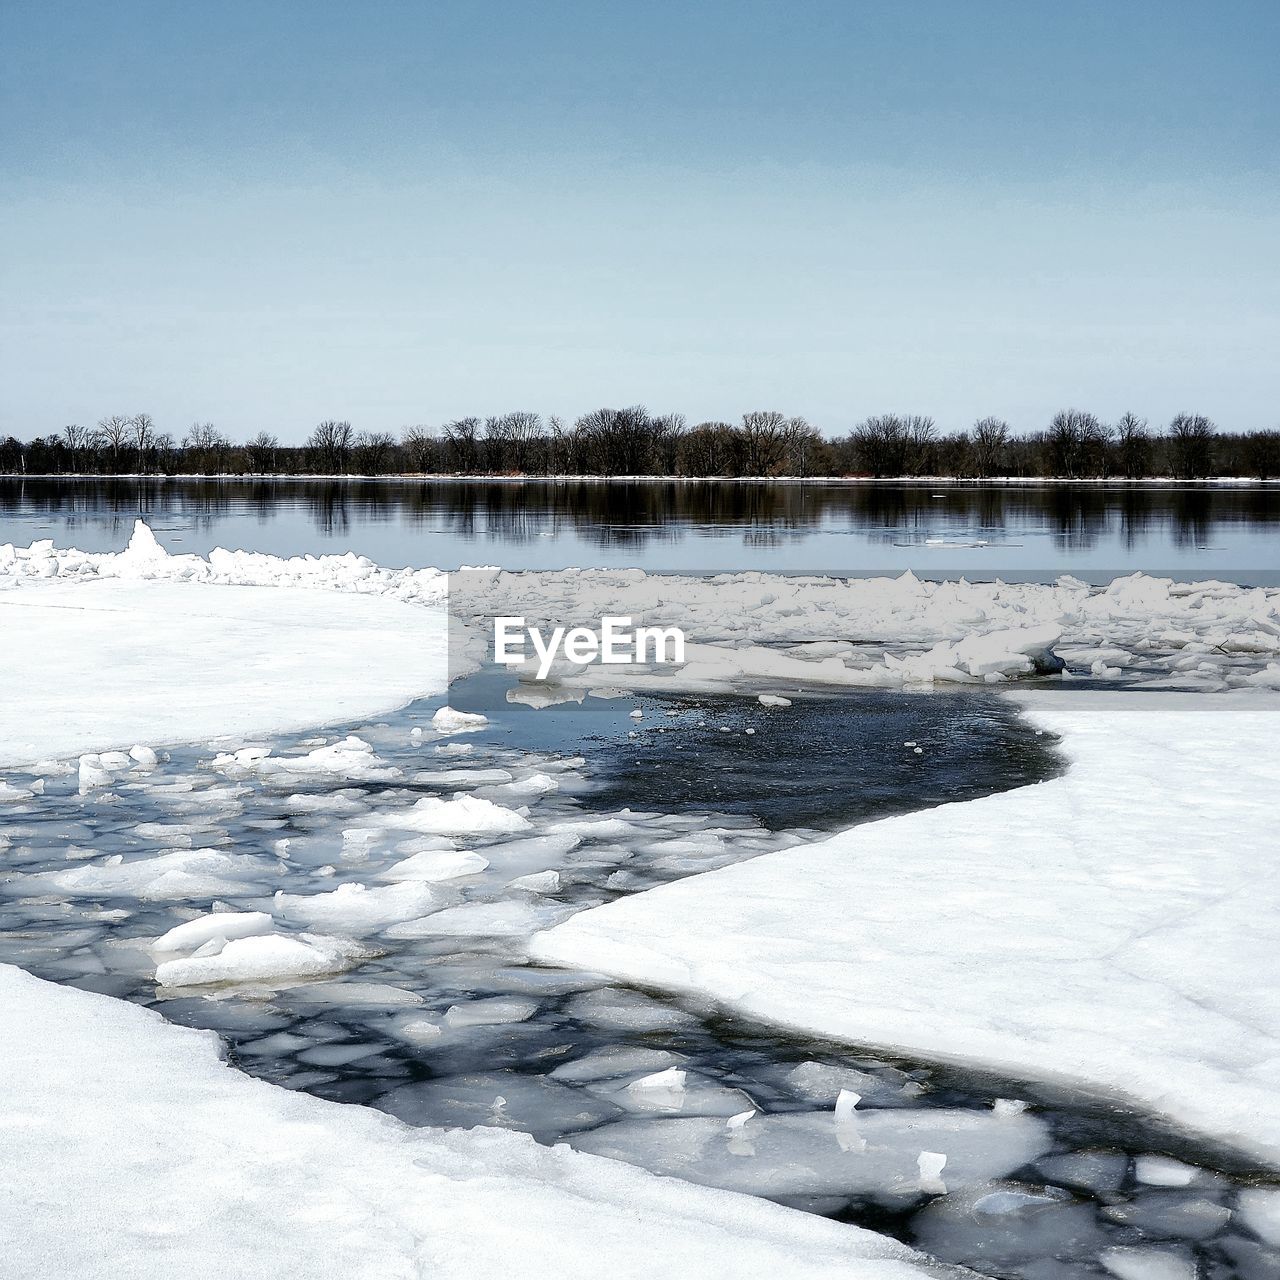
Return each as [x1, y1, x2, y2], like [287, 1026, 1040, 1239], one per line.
[533, 690, 1280, 1167]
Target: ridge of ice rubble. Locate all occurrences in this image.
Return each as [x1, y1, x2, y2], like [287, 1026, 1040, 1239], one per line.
[6, 523, 1280, 691]
[0, 518, 450, 602]
[0, 965, 949, 1280]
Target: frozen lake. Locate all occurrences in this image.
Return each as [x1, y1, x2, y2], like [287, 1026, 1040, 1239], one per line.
[3, 476, 1279, 581]
[2, 675, 1276, 1279]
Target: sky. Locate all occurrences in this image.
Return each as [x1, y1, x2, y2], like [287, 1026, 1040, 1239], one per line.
[2, 0, 1278, 443]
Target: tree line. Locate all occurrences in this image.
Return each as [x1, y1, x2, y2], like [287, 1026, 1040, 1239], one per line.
[2, 408, 1278, 480]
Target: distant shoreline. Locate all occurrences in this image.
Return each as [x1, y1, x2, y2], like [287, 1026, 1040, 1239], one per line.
[4, 472, 1279, 487]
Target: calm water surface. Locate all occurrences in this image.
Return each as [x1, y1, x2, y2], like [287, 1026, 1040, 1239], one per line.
[3, 477, 1278, 580]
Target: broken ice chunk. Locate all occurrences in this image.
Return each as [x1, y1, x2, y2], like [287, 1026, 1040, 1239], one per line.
[918, 1151, 948, 1194]
[151, 910, 273, 954]
[431, 706, 489, 734]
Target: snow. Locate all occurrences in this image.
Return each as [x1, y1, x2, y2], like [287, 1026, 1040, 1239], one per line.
[0, 576, 448, 769]
[0, 964, 946, 1280]
[533, 690, 1280, 1167]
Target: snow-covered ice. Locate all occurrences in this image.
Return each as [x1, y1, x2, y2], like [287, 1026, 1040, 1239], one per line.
[534, 690, 1280, 1166]
[0, 577, 448, 769]
[0, 964, 946, 1279]
[154, 931, 366, 987]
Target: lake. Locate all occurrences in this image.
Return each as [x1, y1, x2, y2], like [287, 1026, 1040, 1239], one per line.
[2, 476, 1278, 581]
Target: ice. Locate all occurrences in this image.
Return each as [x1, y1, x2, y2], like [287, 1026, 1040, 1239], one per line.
[443, 997, 539, 1027]
[377, 1072, 623, 1142]
[0, 573, 449, 770]
[1099, 1246, 1197, 1280]
[285, 980, 424, 1006]
[273, 881, 441, 933]
[380, 848, 489, 882]
[431, 706, 489, 733]
[758, 694, 793, 706]
[550, 1046, 687, 1083]
[229, 735, 398, 782]
[1034, 1150, 1130, 1195]
[154, 932, 365, 987]
[783, 1060, 914, 1107]
[509, 870, 561, 894]
[605, 1069, 754, 1118]
[834, 1088, 861, 1122]
[1102, 1190, 1231, 1239]
[151, 910, 274, 953]
[376, 793, 530, 836]
[22, 965, 944, 1280]
[545, 816, 646, 840]
[563, 988, 704, 1033]
[413, 767, 514, 786]
[533, 691, 1280, 1165]
[474, 834, 582, 879]
[1238, 1187, 1280, 1245]
[572, 1108, 1051, 1199]
[24, 848, 267, 900]
[1217, 1235, 1280, 1280]
[1133, 1155, 1201, 1187]
[386, 900, 573, 938]
[914, 1183, 1106, 1272]
[281, 792, 368, 815]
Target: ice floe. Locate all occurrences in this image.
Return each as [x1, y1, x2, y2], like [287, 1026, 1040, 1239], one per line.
[533, 689, 1280, 1166]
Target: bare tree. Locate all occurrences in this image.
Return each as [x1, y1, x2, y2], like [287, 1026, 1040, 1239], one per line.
[679, 422, 739, 476]
[780, 417, 822, 477]
[442, 417, 480, 471]
[851, 414, 910, 477]
[97, 414, 130, 471]
[401, 424, 437, 473]
[353, 430, 397, 474]
[1168, 413, 1215, 479]
[495, 411, 542, 473]
[183, 422, 232, 472]
[972, 417, 1010, 478]
[1242, 429, 1280, 480]
[61, 423, 93, 470]
[1045, 410, 1105, 478]
[738, 410, 789, 476]
[129, 413, 156, 471]
[1114, 412, 1150, 479]
[573, 406, 659, 475]
[903, 415, 937, 475]
[650, 413, 687, 475]
[245, 431, 279, 473]
[307, 420, 354, 473]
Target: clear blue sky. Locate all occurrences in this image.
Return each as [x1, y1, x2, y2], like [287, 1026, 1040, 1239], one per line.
[3, 0, 1277, 442]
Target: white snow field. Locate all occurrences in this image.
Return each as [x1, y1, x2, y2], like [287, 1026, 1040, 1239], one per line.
[533, 691, 1280, 1169]
[0, 964, 947, 1280]
[0, 526, 449, 767]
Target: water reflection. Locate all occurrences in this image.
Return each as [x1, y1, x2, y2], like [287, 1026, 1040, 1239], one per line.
[1, 477, 1278, 577]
